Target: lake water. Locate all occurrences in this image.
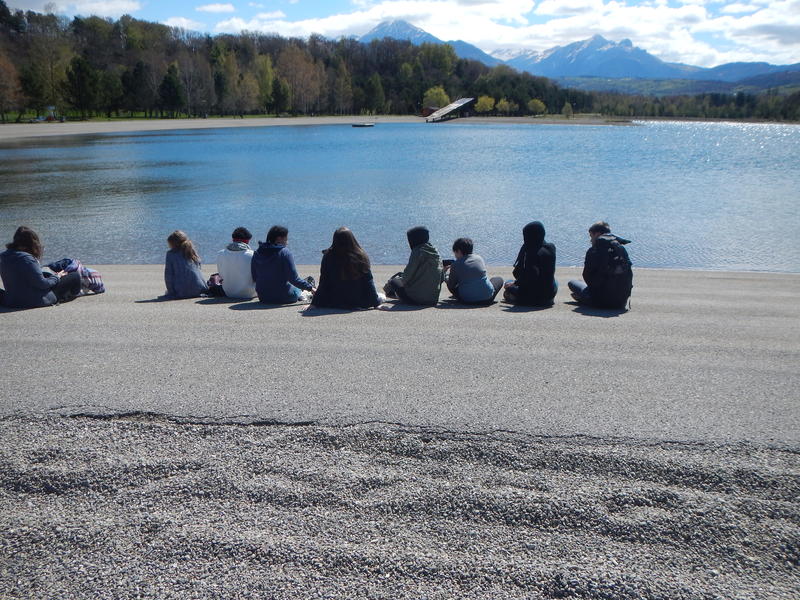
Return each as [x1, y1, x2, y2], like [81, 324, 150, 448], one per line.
[1, 120, 798, 271]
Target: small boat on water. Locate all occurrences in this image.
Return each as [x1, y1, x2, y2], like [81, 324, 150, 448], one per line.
[352, 122, 375, 127]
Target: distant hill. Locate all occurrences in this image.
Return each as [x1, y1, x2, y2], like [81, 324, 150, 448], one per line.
[359, 20, 503, 67]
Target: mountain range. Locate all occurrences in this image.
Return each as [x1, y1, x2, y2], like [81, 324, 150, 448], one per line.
[359, 20, 800, 93]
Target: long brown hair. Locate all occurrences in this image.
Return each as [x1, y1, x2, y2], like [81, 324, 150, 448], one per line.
[6, 226, 43, 260]
[327, 227, 370, 280]
[167, 230, 200, 264]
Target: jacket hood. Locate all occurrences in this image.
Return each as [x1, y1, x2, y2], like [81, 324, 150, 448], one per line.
[597, 233, 631, 245]
[226, 241, 251, 252]
[407, 226, 430, 249]
[255, 241, 283, 256]
[522, 221, 545, 249]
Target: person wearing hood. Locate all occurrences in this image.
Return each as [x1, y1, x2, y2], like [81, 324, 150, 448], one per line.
[383, 226, 443, 305]
[503, 221, 557, 306]
[214, 226, 256, 299]
[568, 221, 633, 309]
[251, 225, 315, 304]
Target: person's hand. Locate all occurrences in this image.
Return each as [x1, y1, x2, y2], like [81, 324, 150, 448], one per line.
[443, 264, 451, 272]
[504, 281, 514, 289]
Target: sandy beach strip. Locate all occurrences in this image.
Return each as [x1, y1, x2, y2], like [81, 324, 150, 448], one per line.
[1, 265, 798, 598]
[0, 114, 626, 142]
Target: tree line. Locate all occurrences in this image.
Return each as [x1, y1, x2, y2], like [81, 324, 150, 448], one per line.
[0, 1, 798, 123]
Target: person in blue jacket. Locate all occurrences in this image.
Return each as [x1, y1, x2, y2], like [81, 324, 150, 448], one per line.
[251, 225, 316, 304]
[0, 226, 82, 309]
[164, 230, 208, 299]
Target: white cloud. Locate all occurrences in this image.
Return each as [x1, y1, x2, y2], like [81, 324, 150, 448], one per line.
[164, 16, 206, 30]
[196, 3, 236, 13]
[721, 2, 758, 14]
[248, 2, 264, 6]
[68, 0, 141, 17]
[256, 10, 286, 19]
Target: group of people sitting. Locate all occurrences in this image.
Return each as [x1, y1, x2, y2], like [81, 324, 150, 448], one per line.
[160, 220, 633, 311]
[0, 220, 632, 311]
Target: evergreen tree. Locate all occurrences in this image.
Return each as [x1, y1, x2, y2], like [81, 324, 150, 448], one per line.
[63, 55, 99, 118]
[159, 63, 186, 116]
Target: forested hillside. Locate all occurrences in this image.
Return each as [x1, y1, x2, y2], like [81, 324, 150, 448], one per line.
[0, 1, 798, 123]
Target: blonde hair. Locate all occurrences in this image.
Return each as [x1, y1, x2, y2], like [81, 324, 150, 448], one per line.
[167, 230, 200, 264]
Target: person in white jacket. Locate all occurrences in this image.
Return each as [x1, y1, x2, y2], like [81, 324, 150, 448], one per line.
[216, 227, 257, 299]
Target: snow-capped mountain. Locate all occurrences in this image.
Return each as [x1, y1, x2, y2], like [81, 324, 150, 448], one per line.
[359, 20, 502, 67]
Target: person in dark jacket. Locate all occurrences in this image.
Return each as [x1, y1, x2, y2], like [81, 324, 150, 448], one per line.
[568, 221, 633, 309]
[383, 226, 442, 305]
[503, 221, 557, 306]
[251, 225, 315, 304]
[164, 230, 208, 299]
[311, 227, 381, 309]
[0, 226, 81, 309]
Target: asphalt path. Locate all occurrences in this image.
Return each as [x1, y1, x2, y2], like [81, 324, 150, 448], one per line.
[1, 265, 798, 446]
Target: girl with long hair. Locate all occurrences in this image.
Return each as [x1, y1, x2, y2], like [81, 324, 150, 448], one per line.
[164, 230, 208, 299]
[311, 227, 381, 309]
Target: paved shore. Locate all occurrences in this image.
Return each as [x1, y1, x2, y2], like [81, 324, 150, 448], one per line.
[0, 114, 624, 142]
[1, 265, 798, 599]
[1, 265, 797, 445]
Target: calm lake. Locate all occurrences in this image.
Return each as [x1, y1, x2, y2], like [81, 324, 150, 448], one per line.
[1, 120, 798, 271]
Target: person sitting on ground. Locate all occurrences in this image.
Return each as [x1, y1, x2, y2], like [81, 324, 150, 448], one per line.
[0, 226, 82, 309]
[213, 226, 256, 299]
[251, 225, 315, 304]
[503, 221, 558, 306]
[164, 230, 208, 299]
[311, 227, 382, 310]
[568, 221, 633, 309]
[383, 226, 442, 306]
[444, 237, 504, 305]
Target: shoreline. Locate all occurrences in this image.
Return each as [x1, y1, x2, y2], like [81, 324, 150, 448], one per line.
[0, 114, 627, 141]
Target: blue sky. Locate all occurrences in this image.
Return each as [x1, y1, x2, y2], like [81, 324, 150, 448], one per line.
[9, 0, 800, 67]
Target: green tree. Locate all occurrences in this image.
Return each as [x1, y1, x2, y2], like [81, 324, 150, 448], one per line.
[364, 73, 385, 114]
[496, 97, 517, 115]
[331, 59, 353, 115]
[474, 95, 495, 114]
[159, 63, 186, 116]
[254, 54, 274, 113]
[271, 76, 291, 114]
[63, 56, 100, 118]
[527, 98, 546, 115]
[422, 85, 449, 108]
[562, 100, 573, 119]
[98, 70, 123, 117]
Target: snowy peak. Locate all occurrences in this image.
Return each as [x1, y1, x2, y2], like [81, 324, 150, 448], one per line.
[359, 20, 440, 45]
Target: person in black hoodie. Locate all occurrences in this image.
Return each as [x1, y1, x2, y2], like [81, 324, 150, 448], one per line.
[503, 221, 557, 306]
[311, 227, 381, 309]
[568, 221, 632, 309]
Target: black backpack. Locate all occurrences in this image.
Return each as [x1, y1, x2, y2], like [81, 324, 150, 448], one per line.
[594, 234, 633, 308]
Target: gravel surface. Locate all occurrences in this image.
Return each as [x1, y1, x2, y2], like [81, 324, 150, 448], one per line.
[1, 415, 797, 599]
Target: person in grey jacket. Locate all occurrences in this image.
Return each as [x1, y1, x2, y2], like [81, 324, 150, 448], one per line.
[0, 226, 81, 309]
[444, 238, 503, 304]
[164, 230, 208, 299]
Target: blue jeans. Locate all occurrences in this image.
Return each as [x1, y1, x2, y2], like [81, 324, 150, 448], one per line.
[568, 279, 590, 303]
